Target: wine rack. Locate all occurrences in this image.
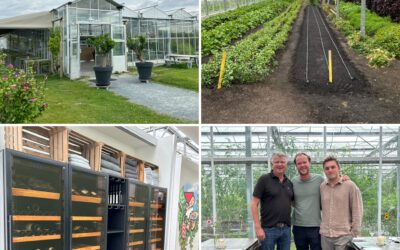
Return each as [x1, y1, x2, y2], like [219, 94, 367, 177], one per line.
[71, 167, 107, 250]
[107, 176, 127, 250]
[148, 187, 167, 250]
[127, 181, 149, 250]
[5, 149, 66, 250]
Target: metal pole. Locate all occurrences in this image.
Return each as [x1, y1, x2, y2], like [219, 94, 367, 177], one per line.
[210, 127, 217, 235]
[397, 127, 400, 236]
[267, 127, 271, 172]
[361, 0, 366, 38]
[336, 0, 339, 19]
[205, 0, 209, 16]
[378, 126, 383, 234]
[245, 126, 254, 238]
[323, 126, 327, 157]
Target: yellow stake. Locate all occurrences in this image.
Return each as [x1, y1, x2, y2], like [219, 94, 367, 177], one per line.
[218, 51, 227, 90]
[328, 50, 333, 84]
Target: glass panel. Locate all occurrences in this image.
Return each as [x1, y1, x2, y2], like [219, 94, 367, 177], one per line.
[99, 0, 111, 10]
[113, 42, 124, 56]
[77, 0, 90, 9]
[127, 182, 149, 250]
[113, 26, 124, 40]
[149, 187, 166, 250]
[71, 169, 107, 250]
[11, 156, 64, 250]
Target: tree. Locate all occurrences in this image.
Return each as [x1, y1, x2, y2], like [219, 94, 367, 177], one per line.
[48, 27, 61, 77]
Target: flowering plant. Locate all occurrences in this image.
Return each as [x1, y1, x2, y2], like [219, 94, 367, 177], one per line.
[0, 53, 48, 123]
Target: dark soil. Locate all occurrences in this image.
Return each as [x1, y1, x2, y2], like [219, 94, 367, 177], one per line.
[201, 3, 400, 123]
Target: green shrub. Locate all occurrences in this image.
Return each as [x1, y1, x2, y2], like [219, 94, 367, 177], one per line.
[335, 18, 355, 36]
[347, 32, 371, 54]
[374, 25, 400, 59]
[366, 48, 394, 68]
[0, 53, 48, 123]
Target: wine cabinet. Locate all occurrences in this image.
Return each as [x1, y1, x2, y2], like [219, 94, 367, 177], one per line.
[4, 149, 68, 250]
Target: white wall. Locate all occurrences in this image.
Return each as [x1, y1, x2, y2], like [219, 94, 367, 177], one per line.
[175, 156, 199, 250]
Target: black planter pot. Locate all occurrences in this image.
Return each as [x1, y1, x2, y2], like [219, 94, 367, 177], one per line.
[136, 62, 153, 82]
[93, 66, 113, 87]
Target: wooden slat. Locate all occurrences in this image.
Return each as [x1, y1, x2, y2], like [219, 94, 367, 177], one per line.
[139, 161, 144, 182]
[13, 234, 61, 243]
[23, 139, 50, 154]
[91, 142, 103, 171]
[22, 148, 50, 159]
[22, 131, 49, 146]
[129, 229, 144, 233]
[129, 217, 145, 221]
[12, 216, 61, 221]
[120, 152, 126, 177]
[150, 238, 162, 243]
[150, 217, 163, 221]
[129, 202, 145, 207]
[150, 228, 163, 232]
[24, 127, 49, 138]
[128, 241, 144, 246]
[72, 232, 101, 238]
[49, 127, 68, 162]
[150, 204, 163, 209]
[72, 195, 102, 204]
[72, 246, 100, 250]
[5, 126, 23, 151]
[12, 188, 60, 200]
[72, 216, 103, 221]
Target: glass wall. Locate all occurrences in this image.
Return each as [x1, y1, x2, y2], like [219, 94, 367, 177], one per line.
[202, 0, 264, 17]
[201, 126, 400, 241]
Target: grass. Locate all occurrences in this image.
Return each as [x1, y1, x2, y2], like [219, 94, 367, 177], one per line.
[35, 75, 186, 124]
[129, 64, 199, 92]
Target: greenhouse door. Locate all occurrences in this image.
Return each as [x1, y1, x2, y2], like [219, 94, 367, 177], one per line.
[69, 24, 80, 79]
[111, 24, 126, 72]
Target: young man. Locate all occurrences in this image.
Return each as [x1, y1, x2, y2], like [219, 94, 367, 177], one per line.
[251, 153, 294, 250]
[292, 153, 324, 250]
[320, 156, 363, 250]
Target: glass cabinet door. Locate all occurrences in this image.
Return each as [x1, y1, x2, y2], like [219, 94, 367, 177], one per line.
[148, 187, 167, 250]
[71, 168, 107, 250]
[8, 152, 66, 250]
[127, 181, 149, 250]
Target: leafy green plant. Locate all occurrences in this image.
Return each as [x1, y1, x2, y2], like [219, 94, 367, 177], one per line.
[87, 34, 115, 67]
[0, 53, 48, 123]
[202, 0, 301, 87]
[374, 25, 400, 59]
[202, 0, 292, 57]
[48, 27, 61, 74]
[366, 48, 394, 68]
[127, 35, 146, 62]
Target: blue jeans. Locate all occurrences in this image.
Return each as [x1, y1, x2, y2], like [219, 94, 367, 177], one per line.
[260, 227, 291, 250]
[292, 226, 321, 250]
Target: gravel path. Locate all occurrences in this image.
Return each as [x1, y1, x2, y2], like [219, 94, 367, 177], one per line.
[88, 74, 199, 122]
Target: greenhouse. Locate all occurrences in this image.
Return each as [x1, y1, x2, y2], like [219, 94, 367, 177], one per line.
[202, 0, 264, 17]
[0, 0, 199, 79]
[201, 126, 400, 247]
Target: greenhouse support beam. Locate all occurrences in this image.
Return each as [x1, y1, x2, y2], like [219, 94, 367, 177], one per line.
[210, 127, 217, 235]
[397, 127, 400, 236]
[245, 127, 254, 238]
[202, 156, 400, 165]
[267, 127, 271, 172]
[378, 126, 383, 234]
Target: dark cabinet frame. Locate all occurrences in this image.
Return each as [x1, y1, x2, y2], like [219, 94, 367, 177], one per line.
[1, 149, 168, 250]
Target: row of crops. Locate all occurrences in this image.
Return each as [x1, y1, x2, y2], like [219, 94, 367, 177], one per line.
[202, 0, 302, 88]
[324, 2, 400, 68]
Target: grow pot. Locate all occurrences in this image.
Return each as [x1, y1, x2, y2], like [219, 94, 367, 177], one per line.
[93, 66, 113, 87]
[136, 62, 153, 82]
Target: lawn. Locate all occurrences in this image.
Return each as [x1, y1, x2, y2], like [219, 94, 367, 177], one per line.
[129, 64, 199, 92]
[35, 76, 185, 124]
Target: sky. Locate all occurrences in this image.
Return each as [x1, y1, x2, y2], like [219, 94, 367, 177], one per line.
[0, 0, 199, 19]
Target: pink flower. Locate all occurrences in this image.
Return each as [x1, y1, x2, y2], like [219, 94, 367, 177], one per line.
[30, 97, 37, 103]
[9, 84, 16, 90]
[23, 83, 30, 91]
[2, 77, 8, 82]
[206, 219, 213, 225]
[41, 103, 48, 108]
[7, 64, 14, 68]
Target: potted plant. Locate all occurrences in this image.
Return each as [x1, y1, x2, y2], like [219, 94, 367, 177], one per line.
[127, 35, 153, 82]
[87, 34, 115, 87]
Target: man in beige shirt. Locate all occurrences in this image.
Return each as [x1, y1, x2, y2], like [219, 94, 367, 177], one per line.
[320, 156, 363, 250]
